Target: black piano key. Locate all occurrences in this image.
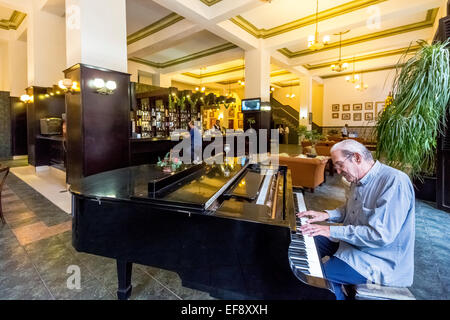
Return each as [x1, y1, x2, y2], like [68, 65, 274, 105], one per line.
[291, 258, 309, 268]
[289, 248, 308, 257]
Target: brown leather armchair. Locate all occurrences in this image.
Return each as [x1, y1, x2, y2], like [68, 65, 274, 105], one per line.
[278, 156, 328, 192]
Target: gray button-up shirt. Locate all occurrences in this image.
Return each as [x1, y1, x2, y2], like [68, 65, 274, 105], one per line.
[327, 161, 415, 286]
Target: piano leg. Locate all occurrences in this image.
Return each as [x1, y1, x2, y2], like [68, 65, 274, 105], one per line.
[117, 260, 133, 300]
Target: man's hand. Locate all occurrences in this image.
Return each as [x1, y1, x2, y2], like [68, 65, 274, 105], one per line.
[297, 210, 329, 223]
[300, 223, 330, 238]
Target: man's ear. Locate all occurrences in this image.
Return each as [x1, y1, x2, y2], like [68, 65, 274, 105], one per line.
[354, 152, 362, 164]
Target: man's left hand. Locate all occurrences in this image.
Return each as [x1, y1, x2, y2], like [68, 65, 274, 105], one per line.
[300, 223, 330, 238]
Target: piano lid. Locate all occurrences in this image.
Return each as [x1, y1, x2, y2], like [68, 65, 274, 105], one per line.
[69, 159, 248, 209]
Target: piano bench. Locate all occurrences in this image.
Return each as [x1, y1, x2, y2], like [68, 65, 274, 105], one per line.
[353, 283, 416, 300]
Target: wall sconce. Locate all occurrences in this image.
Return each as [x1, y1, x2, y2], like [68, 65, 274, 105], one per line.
[58, 78, 80, 93]
[92, 78, 117, 95]
[300, 110, 308, 120]
[20, 94, 33, 103]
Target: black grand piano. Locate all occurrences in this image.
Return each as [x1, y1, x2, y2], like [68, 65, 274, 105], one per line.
[70, 158, 335, 299]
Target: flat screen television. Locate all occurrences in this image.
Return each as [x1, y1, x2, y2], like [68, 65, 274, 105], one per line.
[241, 98, 261, 112]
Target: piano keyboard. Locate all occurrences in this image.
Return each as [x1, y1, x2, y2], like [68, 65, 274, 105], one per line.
[288, 191, 325, 279]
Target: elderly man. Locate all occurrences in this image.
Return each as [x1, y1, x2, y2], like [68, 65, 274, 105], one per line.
[298, 139, 415, 300]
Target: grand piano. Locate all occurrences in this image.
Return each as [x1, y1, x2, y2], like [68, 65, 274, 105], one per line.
[70, 157, 335, 300]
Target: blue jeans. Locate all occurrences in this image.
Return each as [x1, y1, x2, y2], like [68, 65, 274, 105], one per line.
[315, 236, 367, 300]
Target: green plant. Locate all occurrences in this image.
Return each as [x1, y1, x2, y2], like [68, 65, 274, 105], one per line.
[297, 125, 308, 137]
[376, 40, 450, 179]
[304, 130, 324, 146]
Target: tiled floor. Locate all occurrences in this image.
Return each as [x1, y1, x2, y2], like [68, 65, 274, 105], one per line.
[1, 156, 449, 300]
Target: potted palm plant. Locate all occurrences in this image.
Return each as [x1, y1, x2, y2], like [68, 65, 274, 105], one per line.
[375, 40, 450, 201]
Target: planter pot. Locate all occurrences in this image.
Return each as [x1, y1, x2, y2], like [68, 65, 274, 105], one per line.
[413, 175, 436, 202]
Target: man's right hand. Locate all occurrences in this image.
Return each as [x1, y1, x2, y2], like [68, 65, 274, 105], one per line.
[297, 210, 329, 223]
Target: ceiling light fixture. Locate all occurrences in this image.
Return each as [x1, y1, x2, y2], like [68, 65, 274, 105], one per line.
[355, 72, 368, 91]
[308, 0, 330, 51]
[331, 30, 350, 72]
[346, 57, 360, 83]
[196, 67, 206, 92]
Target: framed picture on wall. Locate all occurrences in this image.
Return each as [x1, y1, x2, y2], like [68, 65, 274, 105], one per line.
[375, 101, 385, 120]
[342, 113, 351, 120]
[238, 120, 244, 128]
[353, 103, 362, 111]
[332, 104, 340, 111]
[365, 112, 374, 121]
[343, 104, 350, 111]
[365, 102, 373, 110]
[332, 113, 339, 119]
[228, 108, 235, 118]
[353, 113, 362, 121]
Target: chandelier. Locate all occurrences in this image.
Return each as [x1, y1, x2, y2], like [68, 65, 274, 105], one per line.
[195, 67, 206, 92]
[331, 30, 349, 72]
[308, 0, 330, 50]
[355, 72, 368, 91]
[346, 57, 360, 83]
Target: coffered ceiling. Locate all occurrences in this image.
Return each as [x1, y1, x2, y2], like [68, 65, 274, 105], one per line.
[0, 0, 443, 89]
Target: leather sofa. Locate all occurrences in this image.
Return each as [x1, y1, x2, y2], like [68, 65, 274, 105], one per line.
[278, 156, 328, 192]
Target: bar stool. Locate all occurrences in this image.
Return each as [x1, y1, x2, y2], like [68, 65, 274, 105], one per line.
[0, 166, 10, 224]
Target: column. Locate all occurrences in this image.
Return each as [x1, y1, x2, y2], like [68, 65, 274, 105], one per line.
[152, 73, 172, 88]
[299, 75, 313, 130]
[8, 39, 28, 97]
[27, 0, 66, 87]
[65, 0, 128, 73]
[244, 48, 271, 102]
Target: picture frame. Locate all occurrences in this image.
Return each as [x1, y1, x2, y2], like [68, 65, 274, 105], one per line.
[332, 104, 340, 112]
[343, 104, 350, 111]
[353, 113, 362, 121]
[209, 111, 214, 117]
[238, 119, 244, 128]
[353, 103, 362, 111]
[342, 113, 351, 120]
[365, 112, 374, 121]
[365, 102, 373, 110]
[228, 108, 235, 118]
[332, 113, 339, 119]
[375, 101, 385, 120]
[155, 99, 163, 108]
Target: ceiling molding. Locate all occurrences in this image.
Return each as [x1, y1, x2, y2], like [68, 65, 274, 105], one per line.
[129, 42, 238, 69]
[272, 80, 301, 87]
[183, 67, 291, 80]
[0, 10, 27, 31]
[229, 0, 386, 39]
[279, 8, 439, 59]
[321, 64, 405, 79]
[199, 0, 223, 6]
[183, 65, 244, 79]
[127, 13, 185, 45]
[303, 45, 421, 70]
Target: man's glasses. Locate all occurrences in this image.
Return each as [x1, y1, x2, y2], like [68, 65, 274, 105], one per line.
[334, 153, 353, 170]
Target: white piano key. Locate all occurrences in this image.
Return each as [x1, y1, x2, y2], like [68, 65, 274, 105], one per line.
[287, 191, 324, 279]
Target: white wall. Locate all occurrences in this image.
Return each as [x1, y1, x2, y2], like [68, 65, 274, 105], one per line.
[323, 69, 396, 127]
